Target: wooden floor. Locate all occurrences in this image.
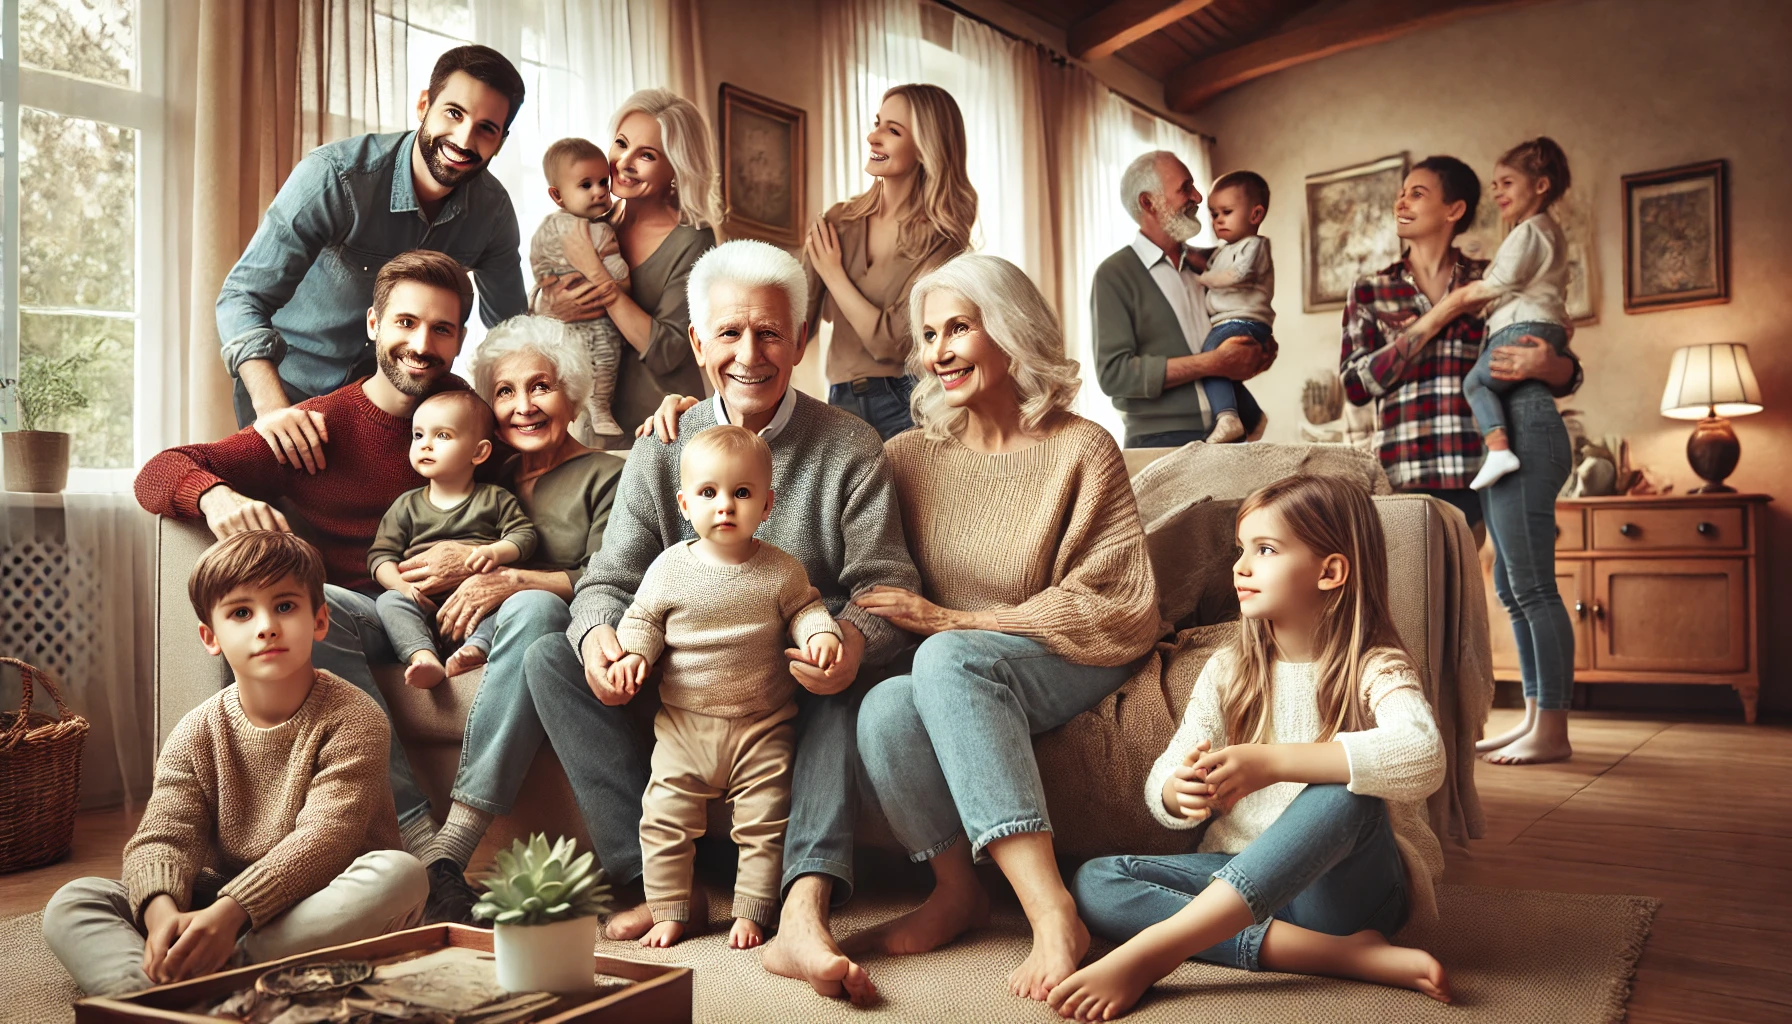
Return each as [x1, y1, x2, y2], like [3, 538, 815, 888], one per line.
[3, 709, 1787, 1022]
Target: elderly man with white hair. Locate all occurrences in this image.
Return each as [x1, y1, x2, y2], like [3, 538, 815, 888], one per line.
[525, 239, 920, 1005]
[1091, 150, 1276, 448]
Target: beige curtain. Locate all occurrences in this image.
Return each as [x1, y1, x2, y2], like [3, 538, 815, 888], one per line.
[297, 0, 411, 153]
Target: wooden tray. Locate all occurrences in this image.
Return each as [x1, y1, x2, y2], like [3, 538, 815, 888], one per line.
[72, 923, 691, 1023]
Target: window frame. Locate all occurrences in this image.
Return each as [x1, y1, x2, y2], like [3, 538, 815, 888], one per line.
[1, 0, 167, 492]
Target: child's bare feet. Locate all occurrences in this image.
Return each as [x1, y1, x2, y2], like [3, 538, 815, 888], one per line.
[605, 903, 655, 941]
[404, 651, 446, 689]
[1011, 902, 1090, 1002]
[842, 877, 990, 958]
[443, 644, 488, 677]
[730, 918, 764, 949]
[1047, 937, 1182, 1021]
[1475, 706, 1536, 753]
[1331, 930, 1451, 1002]
[640, 920, 685, 947]
[1484, 730, 1572, 765]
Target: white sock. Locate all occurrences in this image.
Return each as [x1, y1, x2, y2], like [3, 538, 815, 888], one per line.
[1471, 448, 1522, 490]
[1209, 410, 1245, 443]
[421, 802, 495, 870]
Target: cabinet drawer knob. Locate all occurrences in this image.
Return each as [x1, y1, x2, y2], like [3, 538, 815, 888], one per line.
[1697, 521, 1715, 536]
[1619, 522, 1638, 537]
[1574, 600, 1586, 618]
[1593, 601, 1606, 620]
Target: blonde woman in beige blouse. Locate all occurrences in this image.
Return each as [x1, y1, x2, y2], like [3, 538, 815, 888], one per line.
[803, 83, 977, 440]
[848, 254, 1164, 1003]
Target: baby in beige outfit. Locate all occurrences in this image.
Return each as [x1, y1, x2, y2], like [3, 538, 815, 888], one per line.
[609, 425, 842, 949]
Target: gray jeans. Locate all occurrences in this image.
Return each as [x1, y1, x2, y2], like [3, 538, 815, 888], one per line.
[315, 585, 431, 826]
[42, 852, 427, 997]
[376, 589, 500, 663]
[856, 630, 1131, 861]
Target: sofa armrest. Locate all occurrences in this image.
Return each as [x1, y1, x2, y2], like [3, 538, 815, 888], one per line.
[153, 516, 228, 753]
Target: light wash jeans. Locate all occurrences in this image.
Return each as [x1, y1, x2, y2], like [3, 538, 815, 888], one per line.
[1197, 318, 1270, 419]
[42, 851, 427, 997]
[827, 376, 916, 441]
[856, 630, 1131, 861]
[313, 585, 430, 826]
[1482, 381, 1577, 710]
[1072, 784, 1408, 971]
[449, 589, 570, 815]
[1464, 321, 1570, 439]
[375, 589, 500, 663]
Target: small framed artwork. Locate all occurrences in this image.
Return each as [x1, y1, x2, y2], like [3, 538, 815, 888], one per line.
[718, 83, 806, 248]
[1622, 159, 1728, 313]
[1304, 153, 1409, 311]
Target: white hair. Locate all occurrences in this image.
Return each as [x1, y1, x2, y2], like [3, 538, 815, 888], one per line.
[1121, 149, 1177, 223]
[687, 240, 810, 338]
[469, 315, 594, 413]
[905, 253, 1081, 442]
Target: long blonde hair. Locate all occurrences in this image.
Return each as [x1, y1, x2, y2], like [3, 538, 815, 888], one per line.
[905, 254, 1080, 442]
[612, 88, 723, 231]
[839, 84, 977, 260]
[1222, 476, 1413, 746]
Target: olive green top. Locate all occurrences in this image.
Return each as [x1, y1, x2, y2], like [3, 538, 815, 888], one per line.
[501, 448, 627, 588]
[603, 224, 717, 450]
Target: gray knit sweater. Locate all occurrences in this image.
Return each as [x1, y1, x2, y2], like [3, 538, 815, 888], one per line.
[568, 390, 920, 667]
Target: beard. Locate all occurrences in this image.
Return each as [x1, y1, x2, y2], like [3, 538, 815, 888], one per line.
[416, 121, 487, 189]
[375, 337, 445, 398]
[1153, 192, 1204, 243]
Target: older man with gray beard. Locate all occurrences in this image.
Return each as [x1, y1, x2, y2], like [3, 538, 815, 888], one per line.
[524, 239, 919, 1005]
[1092, 150, 1276, 448]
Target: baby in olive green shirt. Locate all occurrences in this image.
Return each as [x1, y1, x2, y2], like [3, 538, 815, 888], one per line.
[369, 391, 537, 689]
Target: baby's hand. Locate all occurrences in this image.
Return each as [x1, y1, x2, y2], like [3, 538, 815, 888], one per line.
[806, 632, 842, 671]
[606, 654, 649, 700]
[464, 545, 499, 574]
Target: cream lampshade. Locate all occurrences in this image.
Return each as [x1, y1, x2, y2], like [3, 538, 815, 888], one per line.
[1660, 343, 1763, 493]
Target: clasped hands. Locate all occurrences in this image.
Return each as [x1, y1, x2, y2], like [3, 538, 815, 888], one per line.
[1161, 740, 1283, 822]
[392, 540, 517, 641]
[581, 621, 861, 706]
[140, 893, 247, 986]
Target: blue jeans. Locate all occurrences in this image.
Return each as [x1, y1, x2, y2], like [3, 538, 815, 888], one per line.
[375, 590, 500, 663]
[315, 585, 431, 826]
[1464, 321, 1569, 439]
[1073, 785, 1409, 971]
[449, 590, 571, 815]
[1198, 319, 1270, 419]
[1125, 395, 1263, 449]
[524, 629, 869, 902]
[1482, 384, 1576, 710]
[856, 631, 1131, 861]
[828, 376, 915, 441]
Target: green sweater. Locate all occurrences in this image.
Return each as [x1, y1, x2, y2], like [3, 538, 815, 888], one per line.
[367, 482, 537, 577]
[1091, 246, 1211, 442]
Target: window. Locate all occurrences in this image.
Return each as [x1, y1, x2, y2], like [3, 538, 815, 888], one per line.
[1, 0, 166, 491]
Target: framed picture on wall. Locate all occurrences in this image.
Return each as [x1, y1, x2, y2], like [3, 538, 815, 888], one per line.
[1622, 159, 1728, 313]
[1303, 153, 1408, 312]
[718, 83, 806, 248]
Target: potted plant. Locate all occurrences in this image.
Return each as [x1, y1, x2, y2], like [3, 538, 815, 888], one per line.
[472, 834, 612, 995]
[2, 350, 90, 493]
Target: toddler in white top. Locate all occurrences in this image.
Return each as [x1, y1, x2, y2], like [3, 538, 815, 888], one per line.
[1192, 170, 1275, 444]
[1400, 137, 1575, 491]
[530, 137, 632, 442]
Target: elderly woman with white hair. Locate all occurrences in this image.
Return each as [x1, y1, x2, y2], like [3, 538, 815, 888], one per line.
[406, 314, 626, 922]
[850, 254, 1164, 1002]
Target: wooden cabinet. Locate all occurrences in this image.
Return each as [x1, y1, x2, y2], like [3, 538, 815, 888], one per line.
[1483, 493, 1768, 722]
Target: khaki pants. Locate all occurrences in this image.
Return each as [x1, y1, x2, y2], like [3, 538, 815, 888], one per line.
[642, 701, 797, 927]
[42, 851, 428, 997]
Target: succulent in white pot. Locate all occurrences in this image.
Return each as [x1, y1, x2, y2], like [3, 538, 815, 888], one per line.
[472, 834, 612, 994]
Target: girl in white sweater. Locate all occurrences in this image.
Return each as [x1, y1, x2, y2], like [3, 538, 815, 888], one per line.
[1048, 475, 1451, 1021]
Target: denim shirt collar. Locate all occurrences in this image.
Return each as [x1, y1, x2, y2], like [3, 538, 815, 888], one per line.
[389, 131, 465, 224]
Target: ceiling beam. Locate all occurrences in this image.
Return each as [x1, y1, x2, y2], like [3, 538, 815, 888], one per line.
[1166, 0, 1550, 111]
[1069, 0, 1220, 61]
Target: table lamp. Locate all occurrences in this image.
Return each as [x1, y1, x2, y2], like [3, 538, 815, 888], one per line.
[1660, 342, 1763, 493]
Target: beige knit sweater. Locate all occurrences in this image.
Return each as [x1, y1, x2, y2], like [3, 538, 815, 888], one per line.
[1144, 648, 1447, 923]
[617, 540, 842, 718]
[884, 415, 1164, 667]
[122, 671, 402, 929]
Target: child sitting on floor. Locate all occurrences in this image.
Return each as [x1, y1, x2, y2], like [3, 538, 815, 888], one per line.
[530, 136, 633, 443]
[1192, 170, 1275, 444]
[43, 531, 425, 997]
[369, 389, 538, 688]
[1048, 476, 1450, 1021]
[607, 425, 842, 951]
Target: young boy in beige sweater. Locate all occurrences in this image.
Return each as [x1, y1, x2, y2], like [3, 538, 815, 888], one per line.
[43, 531, 426, 997]
[608, 425, 843, 950]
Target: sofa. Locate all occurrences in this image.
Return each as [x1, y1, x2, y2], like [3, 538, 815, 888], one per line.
[151, 442, 1491, 874]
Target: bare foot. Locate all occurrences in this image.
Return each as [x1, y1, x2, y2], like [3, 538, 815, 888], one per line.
[404, 652, 446, 689]
[1484, 730, 1572, 765]
[604, 903, 655, 941]
[1047, 940, 1179, 1021]
[763, 916, 877, 1006]
[444, 644, 488, 677]
[641, 920, 685, 948]
[843, 880, 991, 958]
[731, 918, 764, 949]
[1010, 904, 1090, 1002]
[1476, 704, 1537, 754]
[1333, 930, 1451, 1002]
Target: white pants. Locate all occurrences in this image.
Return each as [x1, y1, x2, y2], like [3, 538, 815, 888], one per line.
[42, 850, 427, 997]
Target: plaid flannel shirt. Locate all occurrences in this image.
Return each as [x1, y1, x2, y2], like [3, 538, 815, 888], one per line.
[1338, 250, 1579, 491]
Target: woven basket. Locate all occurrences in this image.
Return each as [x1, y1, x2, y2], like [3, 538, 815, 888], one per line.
[0, 657, 90, 874]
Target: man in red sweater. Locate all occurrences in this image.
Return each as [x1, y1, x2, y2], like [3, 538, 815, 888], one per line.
[136, 250, 476, 858]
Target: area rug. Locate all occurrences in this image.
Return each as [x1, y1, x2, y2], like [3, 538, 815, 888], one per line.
[0, 885, 1656, 1023]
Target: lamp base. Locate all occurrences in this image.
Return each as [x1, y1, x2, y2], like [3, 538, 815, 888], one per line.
[1686, 415, 1740, 493]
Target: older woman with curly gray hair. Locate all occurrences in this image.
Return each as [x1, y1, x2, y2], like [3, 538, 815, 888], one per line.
[406, 314, 626, 923]
[850, 254, 1164, 1003]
